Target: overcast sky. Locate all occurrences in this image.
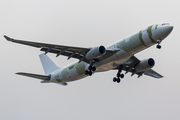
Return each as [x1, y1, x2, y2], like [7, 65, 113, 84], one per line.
[0, 0, 180, 120]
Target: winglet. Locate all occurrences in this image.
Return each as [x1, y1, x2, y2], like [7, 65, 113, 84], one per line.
[4, 35, 13, 41]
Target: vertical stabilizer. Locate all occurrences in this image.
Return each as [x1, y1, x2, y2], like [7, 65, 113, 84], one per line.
[39, 53, 60, 75]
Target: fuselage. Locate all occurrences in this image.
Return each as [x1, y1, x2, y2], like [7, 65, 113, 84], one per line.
[50, 23, 173, 83]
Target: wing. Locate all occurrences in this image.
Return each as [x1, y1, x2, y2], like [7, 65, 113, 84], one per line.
[4, 35, 117, 64]
[115, 56, 163, 79]
[144, 69, 163, 78]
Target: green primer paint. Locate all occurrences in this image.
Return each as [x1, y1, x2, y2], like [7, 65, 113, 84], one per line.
[56, 79, 62, 82]
[62, 68, 69, 80]
[128, 33, 142, 50]
[55, 76, 62, 82]
[69, 65, 75, 70]
[75, 62, 85, 75]
[147, 25, 156, 43]
[155, 24, 158, 29]
[118, 39, 126, 51]
[117, 33, 142, 53]
[116, 43, 120, 48]
[139, 31, 147, 47]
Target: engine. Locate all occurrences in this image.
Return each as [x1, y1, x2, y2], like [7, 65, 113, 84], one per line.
[85, 46, 106, 60]
[135, 58, 155, 72]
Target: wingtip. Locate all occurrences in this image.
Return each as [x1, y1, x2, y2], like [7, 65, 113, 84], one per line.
[16, 72, 22, 75]
[4, 35, 13, 41]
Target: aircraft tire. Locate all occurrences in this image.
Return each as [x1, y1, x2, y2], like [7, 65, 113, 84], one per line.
[85, 70, 89, 75]
[89, 71, 92, 76]
[113, 77, 117, 82]
[88, 66, 92, 70]
[117, 78, 121, 83]
[120, 74, 124, 78]
[92, 67, 96, 71]
[156, 45, 161, 49]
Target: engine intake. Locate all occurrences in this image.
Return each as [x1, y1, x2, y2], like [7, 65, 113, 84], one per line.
[85, 46, 106, 60]
[135, 58, 155, 72]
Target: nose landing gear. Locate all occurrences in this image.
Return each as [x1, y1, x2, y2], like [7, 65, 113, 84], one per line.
[156, 40, 162, 49]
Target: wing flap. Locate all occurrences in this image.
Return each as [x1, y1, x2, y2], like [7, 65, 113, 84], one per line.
[40, 47, 88, 62]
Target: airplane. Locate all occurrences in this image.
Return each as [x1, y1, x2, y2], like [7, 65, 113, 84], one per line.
[4, 23, 173, 86]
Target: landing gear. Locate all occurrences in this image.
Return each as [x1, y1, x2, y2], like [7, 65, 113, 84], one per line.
[156, 44, 161, 49]
[156, 40, 162, 49]
[113, 66, 124, 83]
[113, 77, 121, 83]
[85, 70, 92, 76]
[85, 65, 96, 76]
[85, 60, 96, 76]
[117, 72, 124, 78]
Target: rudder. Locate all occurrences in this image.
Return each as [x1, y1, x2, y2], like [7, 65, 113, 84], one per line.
[39, 53, 60, 75]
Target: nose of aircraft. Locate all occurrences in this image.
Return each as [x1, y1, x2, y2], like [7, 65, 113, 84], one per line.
[164, 25, 173, 35]
[160, 25, 173, 40]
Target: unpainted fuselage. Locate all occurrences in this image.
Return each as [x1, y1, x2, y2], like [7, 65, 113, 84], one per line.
[49, 23, 173, 83]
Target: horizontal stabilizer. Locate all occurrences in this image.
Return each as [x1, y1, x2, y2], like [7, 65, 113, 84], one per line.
[16, 72, 50, 80]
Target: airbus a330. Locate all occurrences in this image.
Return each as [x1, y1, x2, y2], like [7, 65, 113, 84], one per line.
[4, 23, 173, 86]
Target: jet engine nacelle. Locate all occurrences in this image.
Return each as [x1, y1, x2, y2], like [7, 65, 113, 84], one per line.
[85, 46, 106, 60]
[135, 58, 155, 72]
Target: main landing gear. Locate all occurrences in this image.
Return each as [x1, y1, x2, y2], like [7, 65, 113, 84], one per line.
[113, 67, 124, 83]
[85, 65, 96, 76]
[156, 40, 161, 49]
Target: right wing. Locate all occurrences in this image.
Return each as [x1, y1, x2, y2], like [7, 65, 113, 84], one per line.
[114, 56, 163, 79]
[4, 35, 118, 64]
[144, 69, 163, 78]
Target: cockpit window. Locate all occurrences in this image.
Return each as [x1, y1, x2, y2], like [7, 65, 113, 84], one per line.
[162, 23, 169, 26]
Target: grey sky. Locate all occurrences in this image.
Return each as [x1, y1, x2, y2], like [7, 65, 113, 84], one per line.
[0, 0, 180, 120]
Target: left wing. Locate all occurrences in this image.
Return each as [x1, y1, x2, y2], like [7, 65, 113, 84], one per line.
[4, 35, 117, 64]
[115, 56, 163, 79]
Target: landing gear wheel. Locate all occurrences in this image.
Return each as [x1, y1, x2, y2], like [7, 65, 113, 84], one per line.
[92, 67, 96, 71]
[117, 78, 121, 83]
[85, 70, 89, 75]
[156, 45, 161, 49]
[113, 77, 121, 83]
[113, 77, 117, 82]
[120, 74, 124, 78]
[88, 71, 92, 76]
[88, 66, 92, 70]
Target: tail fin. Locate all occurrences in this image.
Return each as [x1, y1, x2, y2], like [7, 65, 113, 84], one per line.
[39, 53, 60, 75]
